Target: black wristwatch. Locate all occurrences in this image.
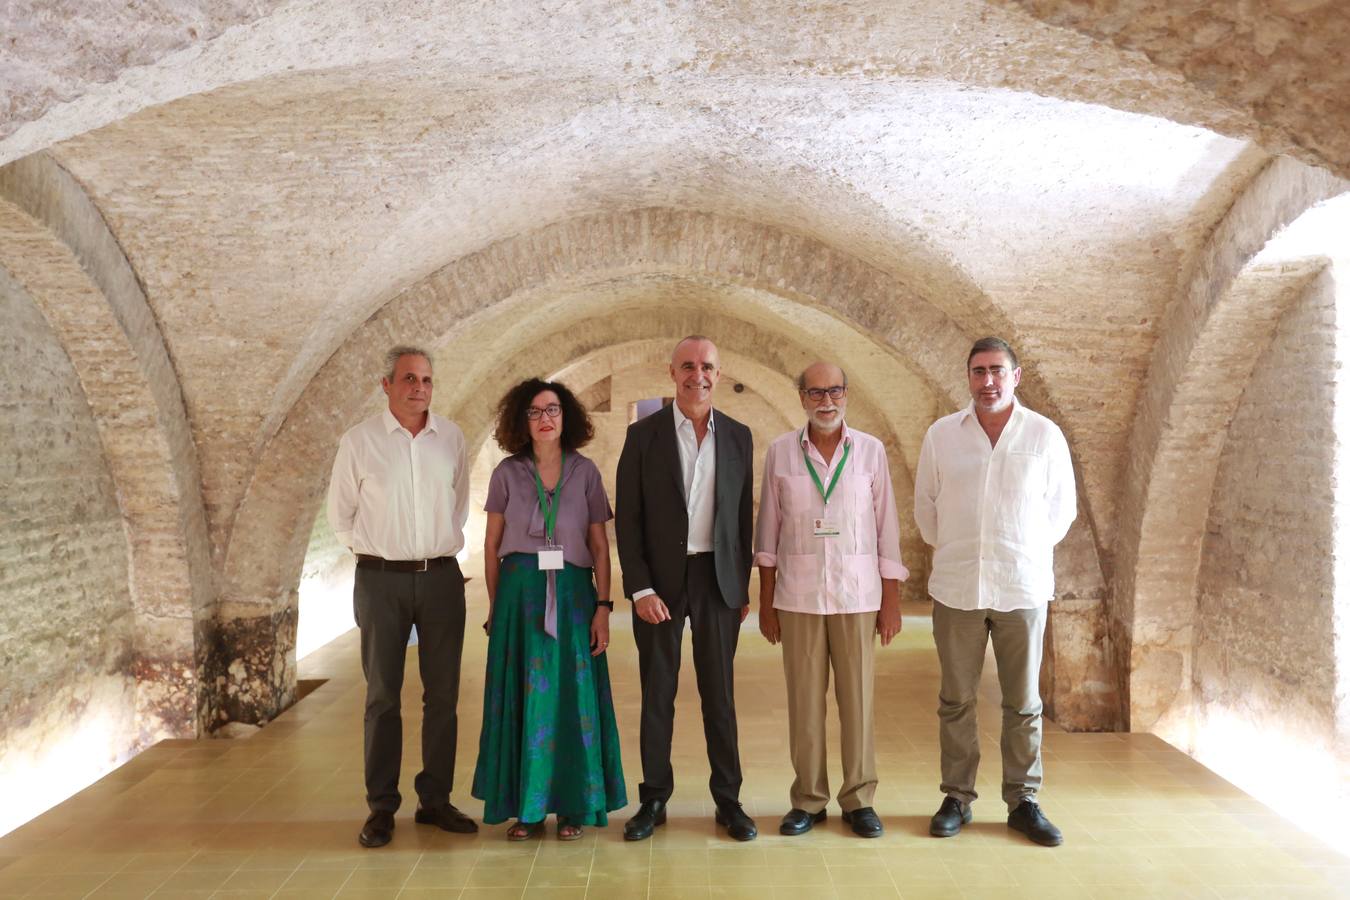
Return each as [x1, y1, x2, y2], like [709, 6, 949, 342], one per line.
[596, 599, 614, 610]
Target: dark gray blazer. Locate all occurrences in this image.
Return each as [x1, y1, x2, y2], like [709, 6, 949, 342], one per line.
[615, 404, 753, 608]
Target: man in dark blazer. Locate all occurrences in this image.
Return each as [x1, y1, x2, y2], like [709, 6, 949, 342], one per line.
[616, 335, 757, 841]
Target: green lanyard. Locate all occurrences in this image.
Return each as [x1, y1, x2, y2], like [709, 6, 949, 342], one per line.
[531, 451, 567, 543]
[800, 430, 850, 505]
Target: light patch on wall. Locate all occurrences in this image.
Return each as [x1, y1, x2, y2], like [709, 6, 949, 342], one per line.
[1191, 705, 1347, 857]
[1331, 263, 1350, 852]
[0, 679, 135, 837]
[296, 565, 355, 661]
[1252, 193, 1350, 267]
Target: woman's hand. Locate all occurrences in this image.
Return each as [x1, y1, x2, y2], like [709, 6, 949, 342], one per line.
[483, 602, 494, 635]
[590, 606, 611, 656]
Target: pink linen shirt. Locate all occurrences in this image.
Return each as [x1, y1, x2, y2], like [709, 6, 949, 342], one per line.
[754, 424, 908, 615]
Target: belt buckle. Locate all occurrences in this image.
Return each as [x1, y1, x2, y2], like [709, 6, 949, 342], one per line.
[415, 559, 429, 573]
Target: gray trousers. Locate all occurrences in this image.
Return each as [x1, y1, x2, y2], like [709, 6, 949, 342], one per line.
[354, 560, 466, 813]
[931, 601, 1046, 811]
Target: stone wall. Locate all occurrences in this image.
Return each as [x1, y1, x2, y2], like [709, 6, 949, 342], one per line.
[295, 512, 355, 661]
[1192, 271, 1338, 795]
[0, 268, 139, 832]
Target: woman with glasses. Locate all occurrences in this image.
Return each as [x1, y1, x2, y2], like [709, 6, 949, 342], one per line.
[472, 378, 626, 840]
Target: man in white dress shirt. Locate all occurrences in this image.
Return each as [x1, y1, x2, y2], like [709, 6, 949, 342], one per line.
[615, 336, 757, 842]
[328, 346, 478, 848]
[914, 337, 1076, 847]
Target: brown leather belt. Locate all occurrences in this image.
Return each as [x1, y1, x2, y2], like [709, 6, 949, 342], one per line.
[356, 554, 457, 573]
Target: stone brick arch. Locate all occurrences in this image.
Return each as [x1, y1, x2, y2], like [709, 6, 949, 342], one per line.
[1115, 156, 1348, 736]
[442, 311, 927, 585]
[0, 152, 212, 736]
[219, 209, 1105, 722]
[538, 334, 932, 598]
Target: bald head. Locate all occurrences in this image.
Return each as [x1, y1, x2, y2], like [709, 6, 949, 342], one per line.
[797, 362, 845, 391]
[671, 334, 717, 364]
[669, 335, 722, 413]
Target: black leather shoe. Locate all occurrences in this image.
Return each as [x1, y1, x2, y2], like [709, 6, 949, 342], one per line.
[841, 806, 884, 838]
[624, 800, 667, 841]
[1007, 799, 1063, 847]
[358, 810, 394, 848]
[414, 802, 479, 834]
[714, 802, 758, 841]
[929, 796, 972, 837]
[779, 808, 826, 836]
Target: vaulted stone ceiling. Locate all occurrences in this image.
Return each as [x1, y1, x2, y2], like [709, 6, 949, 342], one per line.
[3, 0, 1293, 567]
[3, 0, 1348, 740]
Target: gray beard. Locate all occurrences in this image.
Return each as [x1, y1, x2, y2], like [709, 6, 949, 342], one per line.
[811, 414, 844, 433]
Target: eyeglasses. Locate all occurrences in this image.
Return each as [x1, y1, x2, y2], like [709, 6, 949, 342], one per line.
[801, 386, 846, 402]
[526, 404, 562, 420]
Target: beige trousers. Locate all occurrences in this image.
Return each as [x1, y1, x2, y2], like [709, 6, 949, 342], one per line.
[778, 609, 876, 813]
[931, 601, 1047, 811]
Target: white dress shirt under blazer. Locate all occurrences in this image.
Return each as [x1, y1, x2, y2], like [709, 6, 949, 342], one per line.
[914, 398, 1076, 611]
[672, 401, 717, 553]
[631, 402, 718, 602]
[327, 409, 470, 561]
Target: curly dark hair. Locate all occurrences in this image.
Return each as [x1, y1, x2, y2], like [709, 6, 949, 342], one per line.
[492, 378, 595, 455]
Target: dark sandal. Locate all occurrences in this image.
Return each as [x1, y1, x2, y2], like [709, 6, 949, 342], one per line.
[507, 820, 544, 841]
[557, 819, 584, 841]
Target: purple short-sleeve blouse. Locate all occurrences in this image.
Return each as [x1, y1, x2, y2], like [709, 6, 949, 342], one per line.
[484, 452, 613, 568]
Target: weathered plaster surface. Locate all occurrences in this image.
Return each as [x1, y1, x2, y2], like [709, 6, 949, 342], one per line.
[0, 153, 212, 737]
[0, 266, 138, 824]
[1002, 0, 1350, 177]
[1192, 270, 1337, 776]
[0, 0, 1261, 169]
[0, 1, 282, 143]
[1116, 157, 1346, 734]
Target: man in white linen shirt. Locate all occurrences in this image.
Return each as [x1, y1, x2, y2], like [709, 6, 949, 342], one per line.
[755, 362, 908, 839]
[914, 337, 1076, 847]
[328, 346, 477, 848]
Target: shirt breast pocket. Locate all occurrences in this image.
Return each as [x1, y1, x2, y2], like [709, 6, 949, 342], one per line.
[1002, 451, 1047, 509]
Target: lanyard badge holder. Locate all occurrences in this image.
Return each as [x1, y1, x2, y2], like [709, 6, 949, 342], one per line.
[532, 454, 568, 639]
[802, 431, 850, 537]
[533, 455, 567, 571]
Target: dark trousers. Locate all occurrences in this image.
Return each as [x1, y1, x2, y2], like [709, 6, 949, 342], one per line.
[631, 553, 743, 807]
[353, 560, 466, 813]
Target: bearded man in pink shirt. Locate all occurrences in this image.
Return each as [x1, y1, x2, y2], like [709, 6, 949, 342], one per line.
[754, 361, 908, 839]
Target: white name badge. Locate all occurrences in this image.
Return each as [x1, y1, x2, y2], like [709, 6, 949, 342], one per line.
[538, 546, 565, 570]
[812, 517, 841, 537]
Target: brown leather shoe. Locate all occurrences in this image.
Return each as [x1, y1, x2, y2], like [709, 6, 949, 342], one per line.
[359, 810, 394, 848]
[414, 802, 479, 833]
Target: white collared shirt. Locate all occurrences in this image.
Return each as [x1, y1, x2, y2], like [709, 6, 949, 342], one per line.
[672, 400, 717, 553]
[914, 398, 1076, 611]
[327, 408, 469, 561]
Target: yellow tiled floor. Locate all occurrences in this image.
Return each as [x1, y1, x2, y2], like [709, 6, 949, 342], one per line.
[2, 586, 1347, 899]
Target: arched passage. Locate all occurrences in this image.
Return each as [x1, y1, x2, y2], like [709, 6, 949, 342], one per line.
[222, 212, 1112, 727]
[0, 152, 212, 736]
[1116, 157, 1348, 737]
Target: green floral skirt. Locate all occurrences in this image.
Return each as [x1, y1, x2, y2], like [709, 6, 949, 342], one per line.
[472, 553, 627, 825]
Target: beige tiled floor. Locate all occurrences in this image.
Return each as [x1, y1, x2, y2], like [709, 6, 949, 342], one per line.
[2, 585, 1347, 899]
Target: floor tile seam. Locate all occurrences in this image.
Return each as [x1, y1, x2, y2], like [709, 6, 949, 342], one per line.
[327, 864, 358, 899]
